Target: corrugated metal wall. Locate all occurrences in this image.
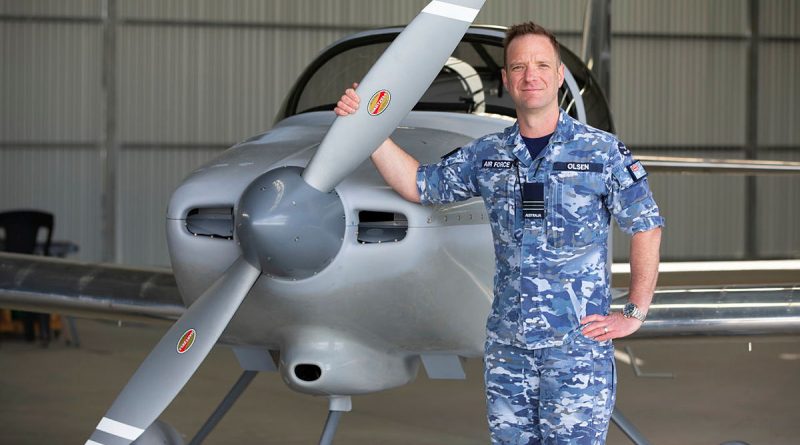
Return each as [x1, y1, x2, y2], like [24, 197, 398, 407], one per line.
[756, 0, 800, 258]
[610, 0, 752, 261]
[610, 0, 800, 260]
[1, 0, 798, 266]
[0, 1, 104, 259]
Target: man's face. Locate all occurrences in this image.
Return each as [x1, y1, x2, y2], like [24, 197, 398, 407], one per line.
[502, 34, 564, 114]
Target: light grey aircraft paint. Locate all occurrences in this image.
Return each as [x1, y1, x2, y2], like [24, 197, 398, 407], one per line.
[85, 2, 489, 443]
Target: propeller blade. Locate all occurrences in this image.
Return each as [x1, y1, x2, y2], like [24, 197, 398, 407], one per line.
[302, 0, 486, 192]
[86, 257, 260, 445]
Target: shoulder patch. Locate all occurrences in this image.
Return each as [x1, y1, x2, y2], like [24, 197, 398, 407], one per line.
[617, 142, 631, 157]
[626, 160, 647, 182]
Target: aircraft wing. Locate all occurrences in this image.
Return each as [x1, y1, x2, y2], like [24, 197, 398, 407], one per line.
[618, 283, 800, 337]
[2, 252, 798, 337]
[640, 155, 800, 175]
[612, 260, 800, 337]
[0, 252, 183, 324]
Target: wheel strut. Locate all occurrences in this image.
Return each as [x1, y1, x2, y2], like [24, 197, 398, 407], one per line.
[318, 395, 352, 445]
[188, 370, 258, 445]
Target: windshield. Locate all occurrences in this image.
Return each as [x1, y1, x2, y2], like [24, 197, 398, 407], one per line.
[291, 36, 516, 117]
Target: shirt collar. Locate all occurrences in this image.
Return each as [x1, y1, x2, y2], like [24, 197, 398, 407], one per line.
[505, 109, 575, 167]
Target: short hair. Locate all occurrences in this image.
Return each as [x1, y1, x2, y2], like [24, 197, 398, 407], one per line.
[503, 22, 561, 67]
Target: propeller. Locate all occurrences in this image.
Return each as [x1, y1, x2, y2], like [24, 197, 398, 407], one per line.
[86, 1, 484, 444]
[303, 0, 485, 192]
[85, 258, 259, 445]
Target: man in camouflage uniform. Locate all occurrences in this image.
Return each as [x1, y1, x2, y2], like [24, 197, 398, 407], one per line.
[336, 22, 663, 445]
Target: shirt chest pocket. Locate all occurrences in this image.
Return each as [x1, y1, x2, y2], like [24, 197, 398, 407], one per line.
[478, 168, 517, 237]
[547, 172, 604, 249]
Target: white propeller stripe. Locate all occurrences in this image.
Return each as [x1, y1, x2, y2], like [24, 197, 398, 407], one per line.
[422, 0, 480, 22]
[96, 416, 144, 441]
[85, 441, 104, 445]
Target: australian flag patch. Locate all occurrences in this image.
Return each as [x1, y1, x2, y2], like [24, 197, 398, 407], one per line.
[626, 160, 647, 182]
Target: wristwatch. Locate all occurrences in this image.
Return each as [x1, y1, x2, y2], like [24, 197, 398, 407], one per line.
[622, 302, 647, 322]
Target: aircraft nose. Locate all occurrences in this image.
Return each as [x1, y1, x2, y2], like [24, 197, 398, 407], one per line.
[236, 166, 346, 279]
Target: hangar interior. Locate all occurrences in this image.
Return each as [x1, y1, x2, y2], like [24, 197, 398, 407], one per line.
[1, 1, 800, 445]
[1, 0, 798, 266]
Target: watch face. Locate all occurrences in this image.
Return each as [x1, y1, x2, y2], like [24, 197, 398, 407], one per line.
[623, 302, 645, 321]
[623, 303, 634, 316]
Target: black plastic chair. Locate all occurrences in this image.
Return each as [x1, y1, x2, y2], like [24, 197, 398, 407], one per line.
[0, 210, 53, 255]
[0, 210, 54, 344]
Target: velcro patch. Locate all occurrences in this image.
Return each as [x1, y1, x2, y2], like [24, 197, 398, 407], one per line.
[553, 162, 602, 172]
[481, 159, 514, 169]
[627, 160, 647, 182]
[522, 183, 545, 219]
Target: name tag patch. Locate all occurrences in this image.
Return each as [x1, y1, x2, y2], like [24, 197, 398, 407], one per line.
[482, 159, 513, 169]
[627, 160, 647, 182]
[553, 162, 602, 172]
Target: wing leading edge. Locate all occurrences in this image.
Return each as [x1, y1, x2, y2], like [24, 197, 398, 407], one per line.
[0, 252, 183, 324]
[614, 284, 800, 337]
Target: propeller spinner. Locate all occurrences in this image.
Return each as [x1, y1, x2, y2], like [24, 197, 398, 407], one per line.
[237, 166, 345, 279]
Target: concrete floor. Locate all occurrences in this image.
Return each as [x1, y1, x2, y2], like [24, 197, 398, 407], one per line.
[1, 318, 799, 445]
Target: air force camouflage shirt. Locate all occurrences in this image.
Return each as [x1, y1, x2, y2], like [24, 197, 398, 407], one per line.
[416, 111, 665, 349]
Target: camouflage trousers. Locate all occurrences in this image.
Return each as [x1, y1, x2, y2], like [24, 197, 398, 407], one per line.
[484, 337, 616, 444]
